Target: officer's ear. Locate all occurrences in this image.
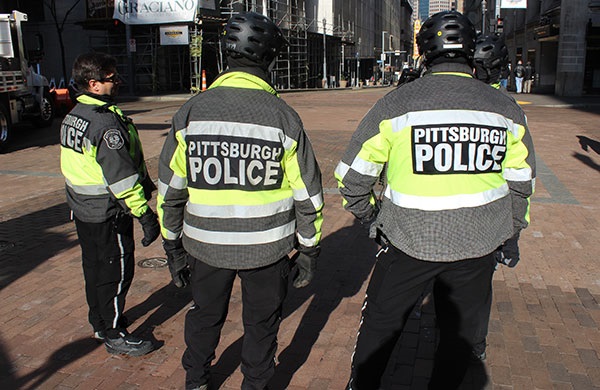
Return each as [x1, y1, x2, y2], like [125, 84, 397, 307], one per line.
[87, 79, 101, 94]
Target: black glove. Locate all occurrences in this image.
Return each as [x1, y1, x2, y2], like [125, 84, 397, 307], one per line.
[494, 233, 520, 268]
[139, 208, 160, 247]
[358, 203, 379, 237]
[163, 239, 190, 288]
[292, 245, 320, 288]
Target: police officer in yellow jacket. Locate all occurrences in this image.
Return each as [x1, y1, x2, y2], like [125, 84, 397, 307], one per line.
[60, 52, 159, 357]
[335, 11, 535, 389]
[157, 12, 323, 390]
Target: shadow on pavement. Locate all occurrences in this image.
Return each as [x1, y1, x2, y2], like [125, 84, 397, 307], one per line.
[0, 338, 100, 390]
[0, 202, 76, 291]
[0, 124, 59, 154]
[195, 219, 376, 389]
[124, 282, 193, 349]
[0, 201, 82, 388]
[270, 220, 377, 389]
[574, 135, 600, 173]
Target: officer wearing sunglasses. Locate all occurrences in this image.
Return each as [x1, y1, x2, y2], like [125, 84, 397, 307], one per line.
[60, 52, 160, 357]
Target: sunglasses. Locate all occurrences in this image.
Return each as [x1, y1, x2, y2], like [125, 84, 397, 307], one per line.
[96, 74, 121, 84]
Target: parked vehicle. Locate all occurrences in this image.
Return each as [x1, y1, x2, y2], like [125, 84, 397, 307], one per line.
[0, 10, 54, 150]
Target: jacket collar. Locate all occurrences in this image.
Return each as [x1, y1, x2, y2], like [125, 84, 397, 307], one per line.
[425, 62, 474, 78]
[76, 92, 114, 106]
[208, 71, 278, 97]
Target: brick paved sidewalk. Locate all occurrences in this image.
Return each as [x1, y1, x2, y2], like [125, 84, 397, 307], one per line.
[0, 89, 599, 389]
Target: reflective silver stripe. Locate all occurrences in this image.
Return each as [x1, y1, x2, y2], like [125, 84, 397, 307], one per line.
[183, 220, 295, 245]
[385, 183, 509, 211]
[297, 232, 318, 247]
[334, 161, 350, 181]
[66, 178, 109, 195]
[109, 173, 139, 195]
[292, 188, 324, 210]
[169, 173, 187, 190]
[310, 192, 324, 210]
[83, 138, 93, 152]
[163, 229, 181, 240]
[187, 198, 294, 218]
[158, 174, 187, 196]
[158, 179, 168, 197]
[391, 109, 518, 131]
[504, 167, 533, 181]
[186, 121, 284, 142]
[351, 156, 384, 177]
[283, 136, 295, 151]
[112, 233, 126, 329]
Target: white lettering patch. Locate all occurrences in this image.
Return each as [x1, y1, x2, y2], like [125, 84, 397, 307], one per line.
[412, 123, 507, 174]
[60, 114, 90, 153]
[103, 129, 125, 150]
[187, 134, 284, 191]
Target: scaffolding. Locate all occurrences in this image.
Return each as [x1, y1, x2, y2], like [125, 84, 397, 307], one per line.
[89, 27, 160, 93]
[219, 0, 309, 89]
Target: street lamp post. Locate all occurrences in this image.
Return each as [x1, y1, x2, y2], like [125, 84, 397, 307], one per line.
[381, 30, 388, 85]
[323, 19, 327, 88]
[482, 0, 488, 34]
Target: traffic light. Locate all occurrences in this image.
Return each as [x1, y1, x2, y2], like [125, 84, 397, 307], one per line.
[497, 17, 504, 33]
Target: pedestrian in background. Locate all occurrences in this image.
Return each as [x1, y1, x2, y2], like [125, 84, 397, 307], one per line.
[514, 59, 525, 93]
[60, 52, 160, 357]
[523, 61, 535, 93]
[335, 11, 535, 389]
[499, 61, 510, 90]
[157, 12, 324, 390]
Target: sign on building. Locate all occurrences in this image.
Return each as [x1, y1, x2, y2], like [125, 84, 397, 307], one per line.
[160, 25, 190, 45]
[500, 0, 527, 8]
[113, 0, 198, 24]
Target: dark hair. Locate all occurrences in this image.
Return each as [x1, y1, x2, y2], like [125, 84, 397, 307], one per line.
[71, 52, 118, 90]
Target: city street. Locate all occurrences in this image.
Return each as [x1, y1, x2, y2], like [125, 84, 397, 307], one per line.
[1, 87, 599, 389]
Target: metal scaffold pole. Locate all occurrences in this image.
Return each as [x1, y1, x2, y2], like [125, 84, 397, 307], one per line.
[189, 20, 203, 94]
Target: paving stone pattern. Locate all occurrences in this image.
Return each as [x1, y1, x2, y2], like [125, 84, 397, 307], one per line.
[0, 89, 599, 389]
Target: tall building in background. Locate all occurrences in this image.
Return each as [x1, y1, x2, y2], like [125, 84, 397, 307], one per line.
[429, 0, 453, 15]
[418, 0, 429, 20]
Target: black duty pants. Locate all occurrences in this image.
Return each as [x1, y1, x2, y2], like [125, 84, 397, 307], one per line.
[348, 246, 496, 390]
[183, 256, 290, 390]
[74, 215, 134, 339]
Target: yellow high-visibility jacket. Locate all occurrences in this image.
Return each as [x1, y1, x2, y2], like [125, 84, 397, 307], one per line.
[335, 62, 535, 261]
[60, 93, 153, 222]
[157, 72, 323, 269]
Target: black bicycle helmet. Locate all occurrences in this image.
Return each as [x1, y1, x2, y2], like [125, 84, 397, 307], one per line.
[474, 33, 508, 79]
[416, 10, 476, 65]
[222, 12, 288, 68]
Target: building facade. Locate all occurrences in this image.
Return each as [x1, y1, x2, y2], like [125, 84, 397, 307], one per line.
[429, 0, 453, 14]
[1, 0, 414, 93]
[463, 0, 599, 96]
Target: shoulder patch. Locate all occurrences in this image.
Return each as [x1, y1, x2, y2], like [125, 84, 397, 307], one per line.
[103, 129, 124, 150]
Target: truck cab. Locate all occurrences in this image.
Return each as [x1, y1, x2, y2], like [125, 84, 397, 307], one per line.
[0, 10, 54, 150]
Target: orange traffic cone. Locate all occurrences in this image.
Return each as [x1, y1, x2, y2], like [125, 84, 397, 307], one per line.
[201, 70, 207, 92]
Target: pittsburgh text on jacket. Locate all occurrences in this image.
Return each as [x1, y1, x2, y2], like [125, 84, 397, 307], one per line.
[187, 135, 284, 191]
[412, 124, 507, 174]
[60, 114, 90, 153]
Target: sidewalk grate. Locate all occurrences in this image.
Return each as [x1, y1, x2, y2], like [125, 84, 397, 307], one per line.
[137, 257, 168, 268]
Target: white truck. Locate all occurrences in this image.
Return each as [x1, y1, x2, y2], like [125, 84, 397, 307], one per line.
[0, 10, 54, 150]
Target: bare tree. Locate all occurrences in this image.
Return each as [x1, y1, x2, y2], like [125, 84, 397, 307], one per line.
[44, 0, 82, 83]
